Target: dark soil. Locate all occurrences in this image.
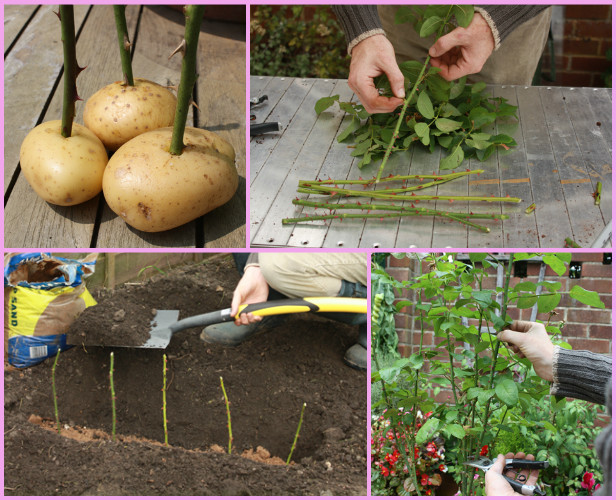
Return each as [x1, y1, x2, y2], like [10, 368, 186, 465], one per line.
[4, 255, 367, 496]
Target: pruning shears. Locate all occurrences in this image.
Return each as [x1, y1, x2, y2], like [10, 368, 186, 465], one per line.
[250, 95, 282, 136]
[463, 457, 548, 496]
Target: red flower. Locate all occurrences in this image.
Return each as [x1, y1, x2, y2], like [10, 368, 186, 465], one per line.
[581, 472, 596, 492]
[421, 474, 430, 486]
[480, 445, 489, 457]
[381, 466, 390, 477]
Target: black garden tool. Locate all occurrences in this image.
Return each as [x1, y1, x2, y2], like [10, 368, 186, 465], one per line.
[463, 456, 548, 496]
[79, 297, 366, 349]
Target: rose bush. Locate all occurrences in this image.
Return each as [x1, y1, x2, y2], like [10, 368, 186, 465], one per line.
[371, 252, 607, 495]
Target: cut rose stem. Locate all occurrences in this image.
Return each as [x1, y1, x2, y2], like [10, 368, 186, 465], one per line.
[374, 12, 453, 183]
[162, 354, 169, 446]
[51, 349, 61, 434]
[297, 186, 521, 203]
[113, 5, 134, 86]
[302, 170, 484, 194]
[291, 199, 509, 220]
[286, 402, 306, 465]
[169, 5, 206, 155]
[283, 211, 491, 233]
[110, 352, 117, 441]
[220, 376, 233, 454]
[59, 5, 81, 138]
[299, 170, 484, 187]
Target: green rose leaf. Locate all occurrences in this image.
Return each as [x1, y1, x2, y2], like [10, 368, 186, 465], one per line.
[315, 95, 339, 115]
[450, 77, 467, 99]
[517, 294, 538, 309]
[514, 281, 537, 292]
[452, 4, 475, 28]
[416, 417, 441, 444]
[469, 106, 497, 128]
[439, 147, 464, 170]
[351, 138, 372, 157]
[542, 254, 568, 276]
[472, 290, 492, 307]
[415, 122, 431, 145]
[445, 423, 466, 439]
[570, 285, 605, 308]
[471, 81, 487, 94]
[465, 138, 492, 150]
[337, 116, 360, 143]
[435, 118, 463, 132]
[495, 378, 519, 407]
[417, 91, 435, 119]
[419, 15, 442, 37]
[537, 292, 561, 313]
[441, 102, 462, 117]
[437, 135, 453, 148]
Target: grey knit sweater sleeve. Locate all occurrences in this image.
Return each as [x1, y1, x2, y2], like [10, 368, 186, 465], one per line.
[551, 346, 611, 405]
[333, 5, 549, 53]
[476, 6, 549, 49]
[332, 6, 383, 54]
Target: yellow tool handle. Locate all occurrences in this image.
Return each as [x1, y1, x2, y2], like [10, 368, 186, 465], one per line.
[236, 297, 366, 318]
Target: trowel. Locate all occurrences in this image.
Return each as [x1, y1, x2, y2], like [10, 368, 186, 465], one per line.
[119, 296, 365, 349]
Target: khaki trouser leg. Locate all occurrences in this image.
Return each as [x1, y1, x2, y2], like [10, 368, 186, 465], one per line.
[378, 6, 552, 85]
[259, 253, 367, 298]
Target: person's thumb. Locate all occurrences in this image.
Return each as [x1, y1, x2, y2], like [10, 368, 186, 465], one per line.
[496, 329, 516, 345]
[383, 63, 405, 99]
[429, 29, 462, 58]
[489, 454, 506, 475]
[230, 289, 242, 318]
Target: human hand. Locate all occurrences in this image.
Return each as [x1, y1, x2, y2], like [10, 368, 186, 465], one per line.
[230, 266, 270, 326]
[497, 320, 555, 382]
[348, 34, 405, 114]
[428, 13, 495, 81]
[485, 452, 540, 496]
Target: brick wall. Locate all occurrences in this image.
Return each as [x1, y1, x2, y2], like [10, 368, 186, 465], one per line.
[385, 253, 612, 358]
[538, 5, 612, 87]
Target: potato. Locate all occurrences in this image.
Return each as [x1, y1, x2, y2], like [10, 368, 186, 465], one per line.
[103, 127, 238, 232]
[19, 120, 108, 206]
[83, 78, 176, 151]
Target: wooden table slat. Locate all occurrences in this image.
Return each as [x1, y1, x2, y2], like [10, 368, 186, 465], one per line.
[252, 79, 343, 246]
[250, 78, 612, 248]
[286, 80, 355, 248]
[250, 77, 310, 183]
[496, 86, 539, 248]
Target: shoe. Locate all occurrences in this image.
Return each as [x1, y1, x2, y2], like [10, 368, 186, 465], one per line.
[344, 343, 367, 370]
[200, 315, 285, 347]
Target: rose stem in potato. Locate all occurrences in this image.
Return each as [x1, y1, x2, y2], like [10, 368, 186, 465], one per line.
[59, 5, 84, 138]
[113, 5, 134, 86]
[169, 5, 206, 155]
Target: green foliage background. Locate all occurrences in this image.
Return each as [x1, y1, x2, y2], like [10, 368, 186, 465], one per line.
[250, 6, 349, 78]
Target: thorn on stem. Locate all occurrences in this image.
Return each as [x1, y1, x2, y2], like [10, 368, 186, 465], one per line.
[169, 39, 187, 60]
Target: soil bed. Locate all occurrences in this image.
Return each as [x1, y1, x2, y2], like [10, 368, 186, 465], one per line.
[4, 255, 367, 495]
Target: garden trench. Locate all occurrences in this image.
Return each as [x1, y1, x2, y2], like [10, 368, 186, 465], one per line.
[4, 255, 367, 495]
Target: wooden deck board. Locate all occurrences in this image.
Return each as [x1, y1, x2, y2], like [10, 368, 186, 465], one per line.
[4, 5, 90, 192]
[195, 13, 246, 248]
[3, 5, 39, 53]
[95, 6, 195, 248]
[4, 6, 246, 248]
[250, 77, 612, 248]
